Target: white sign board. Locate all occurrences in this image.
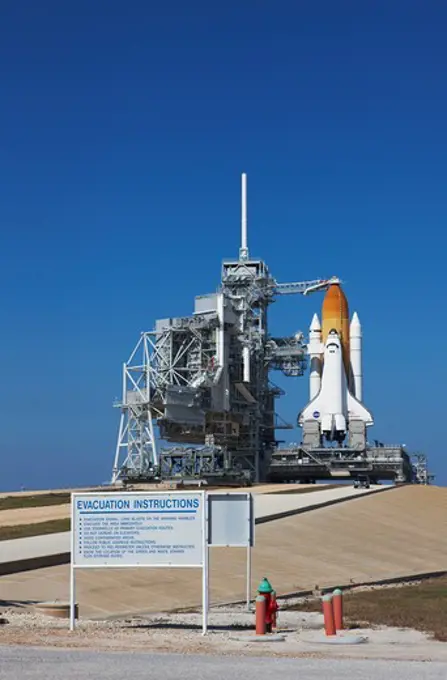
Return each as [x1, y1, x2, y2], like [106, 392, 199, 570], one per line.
[72, 492, 204, 567]
[70, 491, 207, 633]
[207, 492, 254, 547]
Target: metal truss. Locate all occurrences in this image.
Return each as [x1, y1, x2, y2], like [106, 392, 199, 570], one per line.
[112, 333, 159, 483]
[157, 444, 251, 483]
[268, 445, 415, 484]
[411, 453, 434, 485]
[111, 318, 222, 482]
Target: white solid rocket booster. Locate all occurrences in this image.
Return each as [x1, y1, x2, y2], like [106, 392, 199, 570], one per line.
[308, 313, 322, 399]
[349, 312, 362, 402]
[240, 172, 250, 381]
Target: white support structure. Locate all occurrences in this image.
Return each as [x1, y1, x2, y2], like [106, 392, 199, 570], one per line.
[239, 172, 249, 261]
[112, 334, 159, 483]
[308, 313, 322, 399]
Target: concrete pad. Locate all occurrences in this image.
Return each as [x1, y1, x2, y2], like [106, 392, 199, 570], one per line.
[229, 633, 286, 642]
[303, 633, 368, 644]
[0, 533, 69, 563]
[253, 485, 382, 521]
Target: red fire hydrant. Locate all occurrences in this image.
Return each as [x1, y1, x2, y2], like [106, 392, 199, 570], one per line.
[257, 577, 279, 633]
[271, 589, 278, 630]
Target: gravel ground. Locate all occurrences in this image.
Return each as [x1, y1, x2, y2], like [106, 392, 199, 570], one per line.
[0, 604, 446, 662]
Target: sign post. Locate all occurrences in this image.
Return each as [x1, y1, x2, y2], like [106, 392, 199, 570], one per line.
[202, 496, 209, 634]
[246, 541, 252, 611]
[70, 498, 76, 630]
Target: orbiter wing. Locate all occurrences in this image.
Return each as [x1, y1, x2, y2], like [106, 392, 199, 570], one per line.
[347, 391, 374, 425]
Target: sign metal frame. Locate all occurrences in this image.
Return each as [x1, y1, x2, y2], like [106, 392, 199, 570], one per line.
[207, 491, 254, 610]
[70, 491, 208, 632]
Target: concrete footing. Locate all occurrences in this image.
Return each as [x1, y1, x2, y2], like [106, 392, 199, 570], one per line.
[304, 633, 368, 645]
[229, 633, 286, 642]
[34, 602, 78, 619]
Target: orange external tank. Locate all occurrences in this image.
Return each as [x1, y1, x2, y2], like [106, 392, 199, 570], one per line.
[321, 283, 350, 375]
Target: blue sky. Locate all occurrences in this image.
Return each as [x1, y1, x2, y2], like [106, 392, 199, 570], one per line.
[1, 1, 445, 490]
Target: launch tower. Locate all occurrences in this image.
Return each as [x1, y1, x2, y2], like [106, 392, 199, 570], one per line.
[111, 174, 430, 486]
[111, 174, 337, 484]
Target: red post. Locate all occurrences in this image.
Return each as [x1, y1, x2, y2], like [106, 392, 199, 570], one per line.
[333, 588, 343, 631]
[322, 595, 336, 636]
[255, 595, 266, 635]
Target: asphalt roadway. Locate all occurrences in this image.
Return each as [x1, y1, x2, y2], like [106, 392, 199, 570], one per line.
[0, 648, 445, 680]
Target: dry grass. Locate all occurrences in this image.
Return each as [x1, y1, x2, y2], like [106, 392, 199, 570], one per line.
[0, 494, 70, 511]
[286, 577, 447, 642]
[0, 518, 70, 542]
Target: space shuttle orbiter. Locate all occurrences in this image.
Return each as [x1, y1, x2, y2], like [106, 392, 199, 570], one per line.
[298, 282, 373, 449]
